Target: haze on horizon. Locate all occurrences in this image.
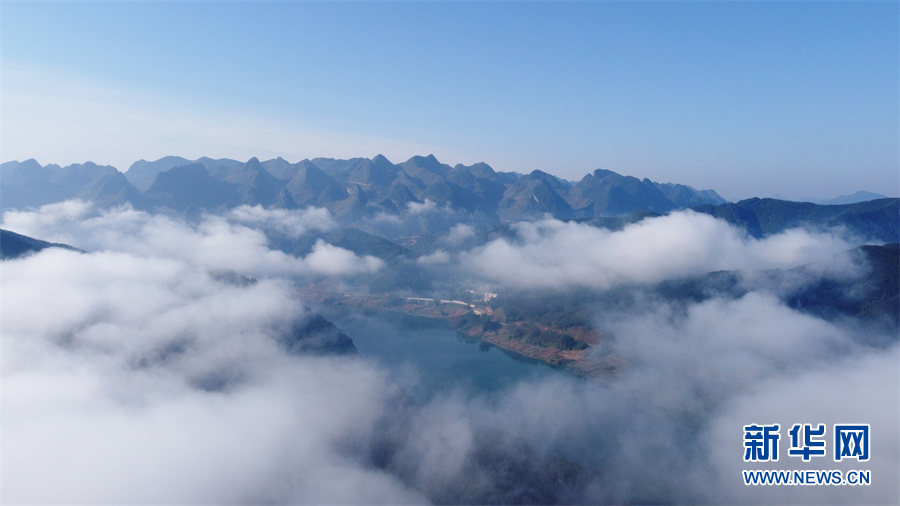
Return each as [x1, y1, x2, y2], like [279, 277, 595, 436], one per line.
[1, 2, 897, 202]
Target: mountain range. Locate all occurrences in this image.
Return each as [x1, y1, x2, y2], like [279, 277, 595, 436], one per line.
[692, 197, 899, 242]
[814, 190, 888, 206]
[653, 243, 900, 329]
[2, 154, 897, 242]
[2, 154, 726, 221]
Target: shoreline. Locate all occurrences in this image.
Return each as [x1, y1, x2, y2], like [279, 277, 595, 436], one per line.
[297, 288, 624, 380]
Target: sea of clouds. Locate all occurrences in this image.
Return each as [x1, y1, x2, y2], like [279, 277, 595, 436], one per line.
[2, 201, 896, 503]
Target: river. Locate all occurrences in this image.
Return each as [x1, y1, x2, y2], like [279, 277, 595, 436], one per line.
[316, 306, 565, 397]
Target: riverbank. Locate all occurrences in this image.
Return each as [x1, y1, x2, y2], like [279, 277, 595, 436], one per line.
[297, 287, 625, 380]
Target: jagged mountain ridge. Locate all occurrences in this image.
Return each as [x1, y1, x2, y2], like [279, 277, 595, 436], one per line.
[5, 154, 897, 242]
[2, 155, 895, 244]
[2, 155, 728, 223]
[1, 159, 136, 209]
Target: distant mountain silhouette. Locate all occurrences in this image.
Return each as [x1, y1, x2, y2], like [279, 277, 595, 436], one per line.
[377, 183, 421, 213]
[655, 181, 727, 208]
[1, 159, 67, 208]
[814, 190, 889, 206]
[567, 169, 676, 216]
[694, 198, 899, 242]
[126, 156, 192, 191]
[260, 156, 296, 180]
[12, 155, 897, 240]
[499, 171, 575, 221]
[80, 171, 153, 210]
[285, 161, 341, 207]
[226, 158, 285, 207]
[143, 163, 238, 211]
[1, 159, 146, 210]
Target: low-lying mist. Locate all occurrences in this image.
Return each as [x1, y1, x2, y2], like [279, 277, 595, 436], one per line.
[2, 202, 896, 504]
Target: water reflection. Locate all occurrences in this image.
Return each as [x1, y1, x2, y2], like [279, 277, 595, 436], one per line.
[316, 306, 562, 397]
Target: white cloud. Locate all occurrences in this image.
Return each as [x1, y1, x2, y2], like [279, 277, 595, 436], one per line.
[462, 212, 859, 289]
[303, 239, 384, 276]
[704, 347, 898, 504]
[406, 199, 438, 215]
[0, 208, 414, 503]
[2, 201, 382, 278]
[1, 200, 894, 504]
[445, 223, 476, 244]
[417, 250, 451, 264]
[226, 205, 336, 238]
[471, 294, 898, 503]
[1, 199, 92, 230]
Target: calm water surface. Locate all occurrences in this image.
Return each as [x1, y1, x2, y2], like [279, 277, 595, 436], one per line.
[317, 306, 563, 396]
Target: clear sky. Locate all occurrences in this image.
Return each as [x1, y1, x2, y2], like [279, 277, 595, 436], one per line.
[1, 1, 897, 201]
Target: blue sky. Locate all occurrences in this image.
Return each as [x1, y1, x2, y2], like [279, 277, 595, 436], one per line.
[1, 1, 897, 201]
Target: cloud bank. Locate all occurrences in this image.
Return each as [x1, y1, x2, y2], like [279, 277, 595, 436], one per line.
[470, 293, 897, 504]
[1, 204, 895, 504]
[463, 212, 860, 289]
[2, 201, 382, 278]
[3, 253, 420, 503]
